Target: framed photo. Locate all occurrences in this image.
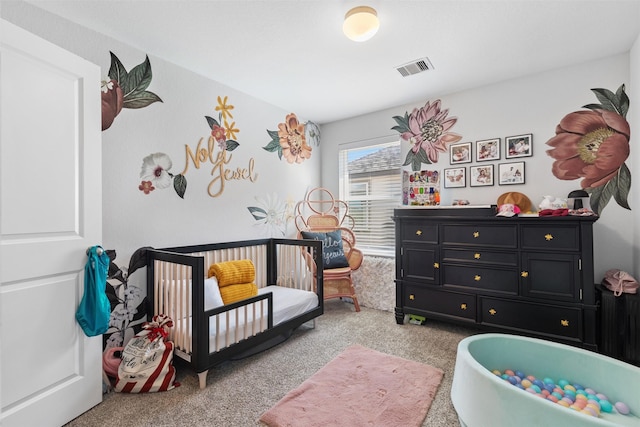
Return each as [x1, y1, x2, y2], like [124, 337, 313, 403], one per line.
[505, 134, 533, 158]
[444, 167, 466, 188]
[475, 138, 500, 162]
[470, 165, 494, 187]
[499, 161, 525, 185]
[449, 142, 472, 164]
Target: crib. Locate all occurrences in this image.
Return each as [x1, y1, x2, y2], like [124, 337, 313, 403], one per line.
[146, 238, 324, 389]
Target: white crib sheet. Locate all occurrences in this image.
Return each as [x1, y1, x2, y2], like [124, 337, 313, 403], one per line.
[207, 285, 318, 353]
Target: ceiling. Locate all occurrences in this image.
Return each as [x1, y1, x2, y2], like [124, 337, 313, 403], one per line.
[23, 0, 640, 124]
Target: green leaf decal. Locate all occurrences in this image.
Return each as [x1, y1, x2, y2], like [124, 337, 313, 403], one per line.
[247, 206, 267, 221]
[402, 150, 415, 167]
[613, 163, 631, 210]
[108, 51, 128, 86]
[267, 129, 279, 140]
[391, 112, 410, 134]
[173, 174, 187, 199]
[616, 84, 630, 118]
[127, 56, 152, 95]
[226, 140, 240, 151]
[123, 91, 163, 109]
[582, 103, 605, 112]
[591, 88, 619, 114]
[263, 138, 281, 153]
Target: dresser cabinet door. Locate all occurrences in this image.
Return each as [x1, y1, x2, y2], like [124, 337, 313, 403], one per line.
[521, 252, 580, 302]
[402, 243, 439, 284]
[442, 265, 519, 295]
[480, 297, 581, 341]
[521, 224, 579, 251]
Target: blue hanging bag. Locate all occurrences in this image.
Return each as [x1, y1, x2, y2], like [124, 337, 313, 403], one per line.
[76, 246, 111, 336]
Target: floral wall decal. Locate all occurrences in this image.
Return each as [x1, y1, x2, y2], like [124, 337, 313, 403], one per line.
[101, 51, 163, 131]
[247, 193, 295, 237]
[179, 97, 257, 198]
[392, 99, 462, 171]
[103, 247, 150, 350]
[263, 113, 313, 163]
[546, 84, 631, 215]
[139, 152, 187, 198]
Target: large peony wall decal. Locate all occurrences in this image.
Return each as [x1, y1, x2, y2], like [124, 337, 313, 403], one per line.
[392, 99, 462, 171]
[101, 51, 163, 131]
[546, 84, 631, 215]
[263, 113, 313, 163]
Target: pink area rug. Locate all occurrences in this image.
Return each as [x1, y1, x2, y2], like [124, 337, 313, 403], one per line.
[259, 344, 444, 427]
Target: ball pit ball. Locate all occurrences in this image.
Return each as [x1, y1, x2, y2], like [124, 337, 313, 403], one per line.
[599, 400, 613, 413]
[491, 368, 632, 420]
[615, 402, 630, 415]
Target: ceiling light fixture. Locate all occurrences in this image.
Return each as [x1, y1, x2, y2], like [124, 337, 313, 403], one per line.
[343, 6, 379, 42]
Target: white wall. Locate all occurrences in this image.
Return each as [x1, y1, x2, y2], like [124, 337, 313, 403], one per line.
[630, 32, 640, 280]
[2, 2, 321, 264]
[321, 54, 635, 281]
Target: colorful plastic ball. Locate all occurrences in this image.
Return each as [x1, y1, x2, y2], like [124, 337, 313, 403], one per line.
[521, 379, 532, 389]
[599, 400, 613, 413]
[515, 383, 525, 390]
[585, 388, 596, 395]
[551, 391, 563, 400]
[533, 379, 545, 389]
[596, 393, 609, 401]
[564, 384, 576, 393]
[547, 395, 559, 403]
[615, 402, 630, 415]
[526, 388, 538, 395]
[501, 374, 510, 380]
[492, 369, 502, 376]
[526, 375, 536, 381]
[573, 383, 584, 391]
[505, 369, 515, 376]
[558, 379, 569, 388]
[507, 376, 518, 385]
[576, 389, 588, 397]
[557, 400, 570, 408]
[561, 397, 574, 405]
[531, 384, 541, 394]
[587, 400, 601, 410]
[543, 377, 555, 385]
[581, 407, 598, 417]
[586, 403, 601, 414]
[515, 370, 525, 379]
[552, 388, 564, 396]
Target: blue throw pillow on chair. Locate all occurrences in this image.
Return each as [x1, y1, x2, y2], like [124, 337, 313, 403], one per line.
[301, 230, 350, 269]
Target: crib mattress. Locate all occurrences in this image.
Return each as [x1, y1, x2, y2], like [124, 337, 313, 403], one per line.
[207, 285, 317, 353]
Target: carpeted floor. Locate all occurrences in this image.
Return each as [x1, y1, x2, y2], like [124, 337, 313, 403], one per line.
[65, 299, 477, 427]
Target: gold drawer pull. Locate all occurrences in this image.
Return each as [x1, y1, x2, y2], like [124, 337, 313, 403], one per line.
[545, 233, 553, 241]
[474, 275, 481, 281]
[474, 253, 481, 259]
[460, 303, 467, 310]
[409, 294, 415, 300]
[561, 319, 569, 327]
[521, 271, 529, 278]
[473, 231, 480, 238]
[416, 230, 422, 236]
[434, 262, 439, 268]
[489, 308, 497, 315]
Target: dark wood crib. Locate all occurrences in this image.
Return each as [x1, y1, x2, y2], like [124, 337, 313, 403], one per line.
[146, 238, 324, 388]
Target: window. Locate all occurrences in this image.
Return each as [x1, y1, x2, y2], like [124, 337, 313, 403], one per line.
[338, 139, 401, 256]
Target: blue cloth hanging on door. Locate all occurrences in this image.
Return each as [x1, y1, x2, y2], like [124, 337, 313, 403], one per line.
[76, 245, 111, 337]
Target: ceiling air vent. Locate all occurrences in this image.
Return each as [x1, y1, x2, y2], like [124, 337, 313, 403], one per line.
[396, 57, 434, 77]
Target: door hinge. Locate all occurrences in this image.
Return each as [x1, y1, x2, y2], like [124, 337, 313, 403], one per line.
[580, 288, 583, 300]
[578, 258, 582, 270]
[401, 268, 404, 278]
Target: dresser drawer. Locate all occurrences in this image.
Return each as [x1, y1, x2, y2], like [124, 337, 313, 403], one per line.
[404, 284, 476, 321]
[442, 265, 518, 294]
[401, 221, 438, 244]
[442, 224, 517, 248]
[521, 224, 579, 251]
[480, 297, 581, 340]
[442, 248, 517, 267]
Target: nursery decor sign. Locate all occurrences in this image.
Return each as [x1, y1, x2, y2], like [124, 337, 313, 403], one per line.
[138, 96, 258, 199]
[545, 84, 631, 215]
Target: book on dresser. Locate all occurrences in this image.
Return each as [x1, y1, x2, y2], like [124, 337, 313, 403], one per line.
[393, 206, 599, 350]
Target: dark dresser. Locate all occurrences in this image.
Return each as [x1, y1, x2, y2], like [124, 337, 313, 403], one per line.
[394, 206, 599, 350]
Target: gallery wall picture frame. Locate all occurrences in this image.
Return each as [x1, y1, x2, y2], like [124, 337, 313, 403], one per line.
[475, 138, 500, 162]
[449, 141, 472, 164]
[505, 133, 533, 158]
[444, 167, 466, 188]
[470, 165, 494, 187]
[498, 161, 526, 185]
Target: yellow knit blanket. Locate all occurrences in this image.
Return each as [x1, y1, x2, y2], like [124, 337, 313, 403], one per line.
[207, 259, 256, 287]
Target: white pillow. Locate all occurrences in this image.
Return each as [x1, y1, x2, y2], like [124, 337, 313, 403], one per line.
[205, 276, 224, 311]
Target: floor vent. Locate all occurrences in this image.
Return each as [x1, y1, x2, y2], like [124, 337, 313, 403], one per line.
[396, 57, 434, 77]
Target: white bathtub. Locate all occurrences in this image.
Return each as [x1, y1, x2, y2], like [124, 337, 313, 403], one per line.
[451, 333, 640, 427]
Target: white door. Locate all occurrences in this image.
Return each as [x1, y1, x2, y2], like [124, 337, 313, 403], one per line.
[0, 20, 103, 426]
